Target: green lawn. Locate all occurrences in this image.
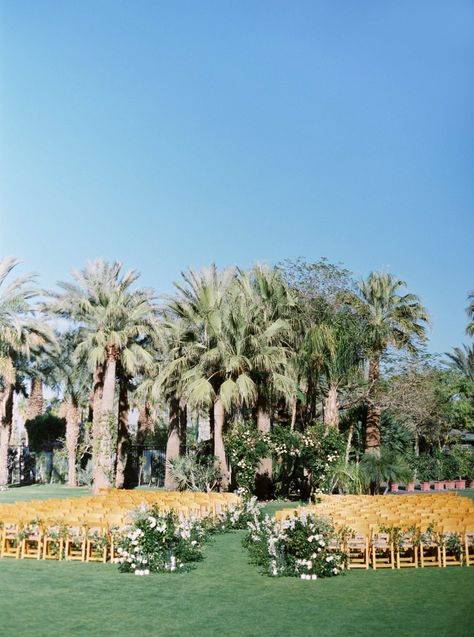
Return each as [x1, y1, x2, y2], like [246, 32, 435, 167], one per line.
[0, 485, 473, 637]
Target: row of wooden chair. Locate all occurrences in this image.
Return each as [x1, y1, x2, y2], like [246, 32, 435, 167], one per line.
[0, 521, 109, 563]
[340, 529, 474, 569]
[0, 490, 242, 564]
[276, 494, 474, 569]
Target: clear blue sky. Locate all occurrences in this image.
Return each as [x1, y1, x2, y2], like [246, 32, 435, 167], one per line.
[0, 1, 472, 354]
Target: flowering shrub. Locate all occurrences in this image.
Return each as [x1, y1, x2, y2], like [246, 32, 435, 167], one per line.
[226, 421, 345, 498]
[116, 506, 210, 575]
[271, 423, 345, 498]
[218, 495, 262, 530]
[225, 422, 269, 494]
[243, 509, 347, 579]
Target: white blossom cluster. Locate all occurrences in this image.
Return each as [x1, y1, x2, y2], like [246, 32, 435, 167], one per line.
[245, 511, 345, 580]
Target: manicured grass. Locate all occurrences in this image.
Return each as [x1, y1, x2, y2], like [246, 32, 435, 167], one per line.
[0, 485, 473, 636]
[0, 484, 91, 502]
[0, 531, 473, 637]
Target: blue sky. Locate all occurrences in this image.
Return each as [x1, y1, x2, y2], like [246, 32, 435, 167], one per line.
[0, 1, 473, 354]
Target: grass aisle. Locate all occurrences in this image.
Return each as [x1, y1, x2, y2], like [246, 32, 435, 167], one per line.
[0, 530, 473, 637]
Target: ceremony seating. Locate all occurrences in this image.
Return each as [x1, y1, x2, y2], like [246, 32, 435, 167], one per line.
[276, 493, 474, 570]
[0, 490, 241, 565]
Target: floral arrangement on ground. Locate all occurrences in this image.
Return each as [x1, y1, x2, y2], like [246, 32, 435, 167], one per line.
[243, 509, 347, 579]
[115, 497, 261, 575]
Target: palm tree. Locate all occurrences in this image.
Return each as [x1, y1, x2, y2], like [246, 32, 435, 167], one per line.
[47, 260, 158, 492]
[0, 257, 52, 486]
[446, 344, 474, 384]
[345, 272, 429, 455]
[50, 331, 91, 487]
[466, 291, 474, 337]
[238, 265, 297, 493]
[25, 345, 59, 421]
[163, 265, 256, 490]
[305, 310, 364, 428]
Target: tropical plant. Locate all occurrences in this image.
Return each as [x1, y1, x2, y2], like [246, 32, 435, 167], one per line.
[163, 265, 255, 490]
[359, 450, 412, 494]
[46, 260, 159, 492]
[0, 257, 52, 486]
[467, 291, 474, 337]
[167, 452, 221, 492]
[446, 344, 474, 384]
[304, 309, 364, 428]
[344, 272, 429, 455]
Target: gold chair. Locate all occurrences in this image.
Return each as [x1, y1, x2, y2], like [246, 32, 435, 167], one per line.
[20, 522, 43, 560]
[64, 525, 86, 561]
[0, 520, 21, 559]
[371, 532, 395, 569]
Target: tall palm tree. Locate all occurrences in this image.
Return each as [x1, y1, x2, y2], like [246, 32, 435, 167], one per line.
[238, 266, 297, 493]
[345, 272, 429, 455]
[0, 257, 52, 486]
[47, 260, 159, 492]
[305, 310, 364, 428]
[51, 331, 91, 487]
[467, 291, 474, 337]
[163, 265, 256, 490]
[446, 344, 474, 384]
[25, 345, 59, 421]
[155, 317, 193, 490]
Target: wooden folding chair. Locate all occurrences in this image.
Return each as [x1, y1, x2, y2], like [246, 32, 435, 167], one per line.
[64, 525, 86, 561]
[371, 532, 395, 569]
[346, 531, 370, 569]
[1, 520, 21, 559]
[396, 532, 418, 568]
[20, 522, 43, 560]
[85, 526, 108, 563]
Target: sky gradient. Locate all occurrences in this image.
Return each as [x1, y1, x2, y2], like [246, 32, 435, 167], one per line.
[1, 1, 473, 354]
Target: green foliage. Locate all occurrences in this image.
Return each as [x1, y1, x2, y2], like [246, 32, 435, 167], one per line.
[270, 423, 345, 498]
[359, 451, 412, 493]
[244, 509, 346, 579]
[225, 422, 269, 494]
[116, 507, 210, 574]
[168, 452, 221, 491]
[412, 447, 474, 481]
[25, 413, 66, 453]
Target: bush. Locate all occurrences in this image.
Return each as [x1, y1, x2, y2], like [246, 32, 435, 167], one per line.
[243, 509, 347, 579]
[225, 422, 269, 494]
[116, 506, 211, 575]
[270, 423, 345, 499]
[168, 453, 221, 491]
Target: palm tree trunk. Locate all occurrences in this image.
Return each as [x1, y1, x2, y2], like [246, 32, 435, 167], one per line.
[136, 402, 151, 445]
[0, 383, 14, 487]
[115, 374, 130, 489]
[256, 403, 272, 499]
[345, 423, 353, 464]
[179, 399, 187, 455]
[92, 351, 117, 494]
[214, 396, 229, 491]
[290, 397, 297, 430]
[165, 397, 180, 490]
[323, 382, 340, 428]
[26, 378, 44, 421]
[366, 353, 381, 456]
[65, 399, 80, 487]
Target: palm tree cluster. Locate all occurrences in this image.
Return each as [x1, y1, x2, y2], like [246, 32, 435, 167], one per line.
[0, 256, 432, 495]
